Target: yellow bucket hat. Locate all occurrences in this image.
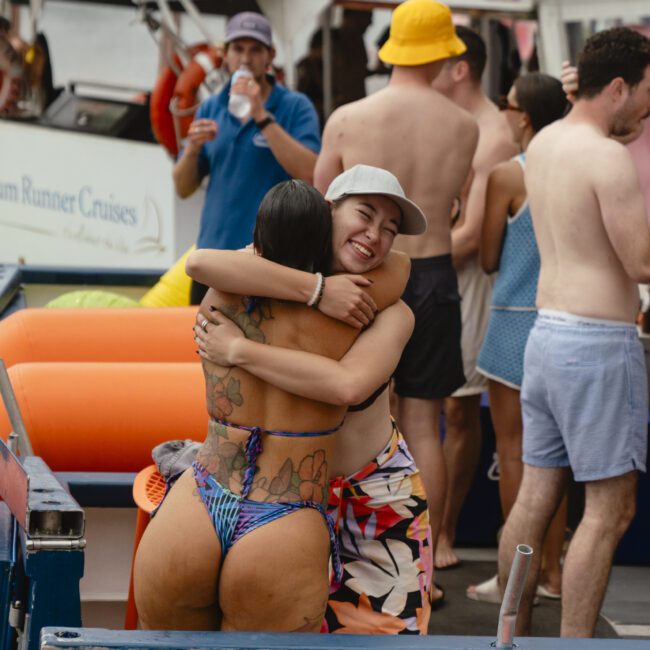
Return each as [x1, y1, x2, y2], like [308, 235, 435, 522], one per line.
[379, 0, 467, 66]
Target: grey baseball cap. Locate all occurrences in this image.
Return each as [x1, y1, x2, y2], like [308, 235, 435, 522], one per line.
[325, 165, 427, 235]
[225, 12, 273, 48]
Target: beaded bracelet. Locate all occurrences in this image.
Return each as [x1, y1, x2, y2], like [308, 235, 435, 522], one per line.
[307, 272, 324, 307]
[312, 276, 326, 309]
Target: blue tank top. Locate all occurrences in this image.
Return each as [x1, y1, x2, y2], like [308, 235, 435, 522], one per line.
[491, 154, 540, 310]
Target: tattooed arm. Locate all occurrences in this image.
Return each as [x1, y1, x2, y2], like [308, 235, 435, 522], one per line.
[195, 301, 414, 406]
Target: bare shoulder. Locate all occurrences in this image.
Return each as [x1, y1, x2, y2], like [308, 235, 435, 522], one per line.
[476, 117, 517, 170]
[489, 158, 522, 190]
[325, 103, 350, 125]
[385, 248, 411, 269]
[322, 103, 355, 139]
[369, 249, 411, 280]
[364, 251, 411, 311]
[524, 122, 561, 162]
[595, 135, 632, 158]
[326, 96, 372, 124]
[592, 138, 638, 185]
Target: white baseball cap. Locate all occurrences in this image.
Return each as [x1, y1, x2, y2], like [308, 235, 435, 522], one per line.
[325, 165, 427, 235]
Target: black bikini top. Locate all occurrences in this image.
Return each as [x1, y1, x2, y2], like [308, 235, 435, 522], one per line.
[348, 382, 390, 412]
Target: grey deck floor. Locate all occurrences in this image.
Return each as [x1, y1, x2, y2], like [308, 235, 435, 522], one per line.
[428, 549, 650, 640]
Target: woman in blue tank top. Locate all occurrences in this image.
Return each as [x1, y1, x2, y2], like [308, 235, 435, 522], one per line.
[468, 73, 569, 603]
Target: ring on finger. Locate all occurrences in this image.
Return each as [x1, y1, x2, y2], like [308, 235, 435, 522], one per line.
[201, 318, 209, 331]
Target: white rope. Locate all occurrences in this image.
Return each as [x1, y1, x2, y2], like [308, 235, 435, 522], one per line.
[177, 0, 216, 45]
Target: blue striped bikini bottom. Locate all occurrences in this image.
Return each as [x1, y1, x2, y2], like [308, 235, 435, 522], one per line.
[193, 418, 342, 585]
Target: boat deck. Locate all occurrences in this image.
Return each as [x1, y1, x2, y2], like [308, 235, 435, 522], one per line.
[430, 548, 650, 640]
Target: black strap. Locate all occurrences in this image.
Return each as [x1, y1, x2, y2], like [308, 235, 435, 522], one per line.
[348, 382, 389, 412]
[254, 114, 275, 131]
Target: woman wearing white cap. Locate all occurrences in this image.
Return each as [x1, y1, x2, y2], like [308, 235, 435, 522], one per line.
[187, 165, 434, 634]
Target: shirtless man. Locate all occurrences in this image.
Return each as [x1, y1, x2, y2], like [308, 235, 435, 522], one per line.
[314, 0, 478, 597]
[431, 26, 517, 569]
[497, 27, 650, 636]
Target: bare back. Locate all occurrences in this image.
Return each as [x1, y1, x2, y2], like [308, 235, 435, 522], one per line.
[197, 250, 411, 502]
[318, 86, 478, 258]
[201, 292, 352, 433]
[527, 120, 650, 322]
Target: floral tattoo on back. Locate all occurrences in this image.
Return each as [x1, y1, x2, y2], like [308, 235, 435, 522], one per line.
[198, 297, 329, 505]
[203, 297, 272, 419]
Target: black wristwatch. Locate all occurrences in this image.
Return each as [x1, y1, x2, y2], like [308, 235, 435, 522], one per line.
[254, 114, 275, 131]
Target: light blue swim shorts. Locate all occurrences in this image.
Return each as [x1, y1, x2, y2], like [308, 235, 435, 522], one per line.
[521, 310, 648, 481]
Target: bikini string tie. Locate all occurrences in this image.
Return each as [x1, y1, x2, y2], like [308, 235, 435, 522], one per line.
[241, 427, 263, 499]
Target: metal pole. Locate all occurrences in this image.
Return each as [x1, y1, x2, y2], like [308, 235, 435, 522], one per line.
[0, 360, 34, 456]
[322, 5, 333, 119]
[496, 543, 534, 649]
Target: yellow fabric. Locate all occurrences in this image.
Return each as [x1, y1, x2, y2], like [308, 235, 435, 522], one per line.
[378, 0, 466, 66]
[139, 245, 195, 308]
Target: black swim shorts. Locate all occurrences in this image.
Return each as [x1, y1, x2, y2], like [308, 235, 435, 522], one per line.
[393, 254, 465, 399]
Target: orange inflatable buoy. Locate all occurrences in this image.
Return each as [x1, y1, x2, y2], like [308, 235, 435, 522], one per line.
[0, 307, 198, 368]
[0, 362, 206, 472]
[150, 44, 223, 156]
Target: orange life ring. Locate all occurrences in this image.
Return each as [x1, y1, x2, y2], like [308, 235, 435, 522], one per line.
[171, 46, 223, 148]
[0, 33, 22, 115]
[150, 58, 182, 156]
[150, 44, 223, 157]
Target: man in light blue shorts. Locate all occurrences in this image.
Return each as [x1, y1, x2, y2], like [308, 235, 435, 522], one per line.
[497, 28, 650, 638]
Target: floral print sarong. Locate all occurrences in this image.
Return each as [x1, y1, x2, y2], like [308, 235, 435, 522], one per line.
[325, 422, 433, 635]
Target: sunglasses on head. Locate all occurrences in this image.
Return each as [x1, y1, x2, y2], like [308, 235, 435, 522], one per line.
[497, 95, 524, 112]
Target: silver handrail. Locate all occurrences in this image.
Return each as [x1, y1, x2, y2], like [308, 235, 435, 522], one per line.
[0, 359, 34, 456]
[496, 543, 534, 648]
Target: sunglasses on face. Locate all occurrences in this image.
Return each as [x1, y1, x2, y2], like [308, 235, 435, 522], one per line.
[498, 96, 524, 112]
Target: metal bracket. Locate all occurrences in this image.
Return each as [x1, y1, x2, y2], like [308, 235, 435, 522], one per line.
[23, 457, 85, 541]
[8, 600, 25, 631]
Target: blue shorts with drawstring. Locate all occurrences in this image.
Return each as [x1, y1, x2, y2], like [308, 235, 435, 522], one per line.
[521, 310, 648, 482]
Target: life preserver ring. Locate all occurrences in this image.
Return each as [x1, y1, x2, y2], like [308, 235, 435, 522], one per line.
[150, 58, 182, 156]
[0, 33, 22, 115]
[150, 44, 223, 157]
[170, 47, 223, 150]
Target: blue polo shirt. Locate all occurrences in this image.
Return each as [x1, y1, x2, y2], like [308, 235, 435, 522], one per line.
[194, 78, 320, 250]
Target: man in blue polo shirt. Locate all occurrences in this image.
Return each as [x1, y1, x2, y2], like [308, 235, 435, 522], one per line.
[173, 12, 321, 303]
